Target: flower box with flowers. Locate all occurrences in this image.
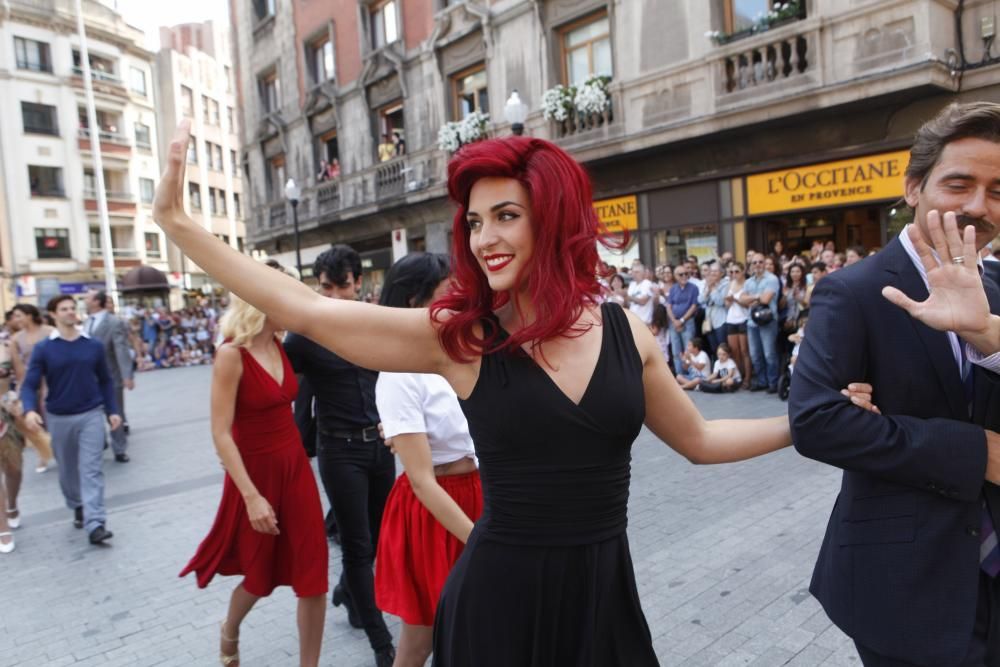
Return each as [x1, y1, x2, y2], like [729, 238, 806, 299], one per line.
[705, 0, 804, 45]
[437, 111, 490, 153]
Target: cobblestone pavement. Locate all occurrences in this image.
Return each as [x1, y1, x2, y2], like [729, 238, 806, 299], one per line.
[0, 365, 864, 666]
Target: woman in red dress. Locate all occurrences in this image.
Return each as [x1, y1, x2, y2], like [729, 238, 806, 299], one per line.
[180, 284, 328, 667]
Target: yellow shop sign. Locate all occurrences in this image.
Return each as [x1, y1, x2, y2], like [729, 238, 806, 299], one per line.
[747, 150, 909, 215]
[594, 195, 638, 233]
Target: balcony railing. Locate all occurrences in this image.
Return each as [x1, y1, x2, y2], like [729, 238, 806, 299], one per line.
[78, 128, 131, 146]
[375, 158, 406, 199]
[24, 124, 59, 136]
[30, 187, 65, 197]
[84, 188, 134, 201]
[72, 66, 122, 86]
[90, 248, 139, 258]
[269, 203, 286, 228]
[316, 180, 341, 215]
[720, 32, 812, 94]
[552, 90, 621, 142]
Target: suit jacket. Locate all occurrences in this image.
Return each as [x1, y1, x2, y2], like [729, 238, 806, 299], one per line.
[789, 237, 1000, 667]
[88, 312, 134, 386]
[984, 258, 1000, 288]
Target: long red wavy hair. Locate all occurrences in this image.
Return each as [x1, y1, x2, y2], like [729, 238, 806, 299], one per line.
[431, 136, 606, 361]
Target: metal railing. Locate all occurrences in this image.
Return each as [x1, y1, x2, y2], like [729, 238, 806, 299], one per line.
[78, 128, 131, 146]
[72, 66, 122, 86]
[83, 188, 134, 201]
[24, 124, 59, 136]
[89, 248, 139, 258]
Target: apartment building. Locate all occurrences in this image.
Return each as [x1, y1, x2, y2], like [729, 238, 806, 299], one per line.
[0, 0, 163, 307]
[156, 20, 246, 300]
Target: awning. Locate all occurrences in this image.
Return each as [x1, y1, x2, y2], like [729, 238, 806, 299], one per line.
[120, 265, 170, 292]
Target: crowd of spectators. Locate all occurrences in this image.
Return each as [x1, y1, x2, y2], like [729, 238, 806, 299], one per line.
[601, 239, 881, 398]
[119, 302, 222, 371]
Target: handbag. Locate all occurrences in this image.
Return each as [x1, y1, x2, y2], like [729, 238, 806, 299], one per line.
[750, 304, 774, 325]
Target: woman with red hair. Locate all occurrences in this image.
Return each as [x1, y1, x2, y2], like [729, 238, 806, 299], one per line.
[153, 120, 818, 665]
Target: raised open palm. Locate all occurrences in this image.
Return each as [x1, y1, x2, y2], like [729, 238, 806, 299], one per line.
[152, 119, 196, 232]
[882, 211, 990, 336]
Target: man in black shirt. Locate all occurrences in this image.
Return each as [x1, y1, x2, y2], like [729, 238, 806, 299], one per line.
[284, 245, 395, 666]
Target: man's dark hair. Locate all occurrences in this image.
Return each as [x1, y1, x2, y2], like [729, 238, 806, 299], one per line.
[47, 294, 75, 313]
[12, 304, 42, 324]
[848, 245, 866, 257]
[690, 337, 704, 351]
[906, 102, 1000, 189]
[91, 289, 108, 308]
[810, 261, 827, 273]
[379, 253, 450, 309]
[313, 244, 362, 287]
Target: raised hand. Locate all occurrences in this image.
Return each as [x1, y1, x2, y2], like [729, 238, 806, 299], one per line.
[881, 211, 991, 337]
[152, 120, 196, 233]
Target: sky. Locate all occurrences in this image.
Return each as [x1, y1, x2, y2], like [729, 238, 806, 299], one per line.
[112, 0, 231, 51]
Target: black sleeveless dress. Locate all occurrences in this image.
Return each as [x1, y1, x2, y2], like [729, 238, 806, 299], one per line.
[432, 302, 659, 666]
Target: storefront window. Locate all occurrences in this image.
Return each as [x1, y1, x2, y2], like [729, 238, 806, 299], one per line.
[653, 225, 719, 267]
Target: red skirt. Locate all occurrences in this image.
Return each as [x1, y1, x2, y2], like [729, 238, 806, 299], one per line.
[375, 469, 483, 626]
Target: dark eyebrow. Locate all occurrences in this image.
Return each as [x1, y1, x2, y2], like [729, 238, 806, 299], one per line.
[490, 200, 525, 213]
[939, 172, 975, 182]
[467, 201, 526, 218]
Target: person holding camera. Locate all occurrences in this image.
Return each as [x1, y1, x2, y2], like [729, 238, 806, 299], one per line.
[740, 252, 780, 393]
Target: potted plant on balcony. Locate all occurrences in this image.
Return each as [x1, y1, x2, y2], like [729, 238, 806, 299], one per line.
[573, 75, 612, 131]
[541, 83, 576, 132]
[437, 110, 491, 153]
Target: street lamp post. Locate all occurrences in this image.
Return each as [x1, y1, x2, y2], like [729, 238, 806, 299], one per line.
[504, 89, 528, 136]
[284, 178, 302, 278]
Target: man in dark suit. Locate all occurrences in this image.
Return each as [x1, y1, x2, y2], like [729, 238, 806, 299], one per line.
[84, 290, 135, 463]
[790, 101, 1000, 666]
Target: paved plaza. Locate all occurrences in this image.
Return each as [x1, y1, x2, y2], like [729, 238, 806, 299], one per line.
[1, 365, 865, 666]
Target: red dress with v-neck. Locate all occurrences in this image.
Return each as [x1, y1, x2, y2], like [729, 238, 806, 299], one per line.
[180, 342, 328, 598]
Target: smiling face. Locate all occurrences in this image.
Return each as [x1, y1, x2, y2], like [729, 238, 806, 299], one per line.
[905, 137, 1000, 250]
[466, 177, 535, 293]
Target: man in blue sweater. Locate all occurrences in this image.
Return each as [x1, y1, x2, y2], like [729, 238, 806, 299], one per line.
[23, 295, 121, 544]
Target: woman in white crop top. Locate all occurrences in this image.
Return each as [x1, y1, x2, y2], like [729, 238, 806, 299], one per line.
[373, 253, 482, 667]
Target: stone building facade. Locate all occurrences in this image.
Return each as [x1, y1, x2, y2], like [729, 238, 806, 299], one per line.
[230, 0, 1000, 290]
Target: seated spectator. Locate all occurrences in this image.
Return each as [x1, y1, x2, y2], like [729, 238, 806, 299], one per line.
[699, 343, 742, 393]
[675, 337, 710, 390]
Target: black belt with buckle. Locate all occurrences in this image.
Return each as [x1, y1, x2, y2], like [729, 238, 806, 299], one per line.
[326, 425, 380, 442]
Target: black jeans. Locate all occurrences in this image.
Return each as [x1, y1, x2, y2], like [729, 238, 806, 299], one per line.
[317, 431, 395, 651]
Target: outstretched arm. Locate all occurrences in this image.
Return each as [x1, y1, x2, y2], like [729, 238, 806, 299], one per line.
[882, 211, 1000, 356]
[626, 310, 790, 463]
[153, 121, 450, 375]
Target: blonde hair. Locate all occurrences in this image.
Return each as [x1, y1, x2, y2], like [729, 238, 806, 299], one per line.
[218, 261, 297, 347]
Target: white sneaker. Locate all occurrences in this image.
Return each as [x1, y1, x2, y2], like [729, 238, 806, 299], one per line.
[0, 531, 14, 553]
[35, 459, 52, 473]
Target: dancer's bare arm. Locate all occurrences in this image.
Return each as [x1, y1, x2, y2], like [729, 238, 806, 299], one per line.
[624, 309, 877, 463]
[211, 344, 278, 535]
[153, 121, 450, 375]
[394, 433, 476, 543]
